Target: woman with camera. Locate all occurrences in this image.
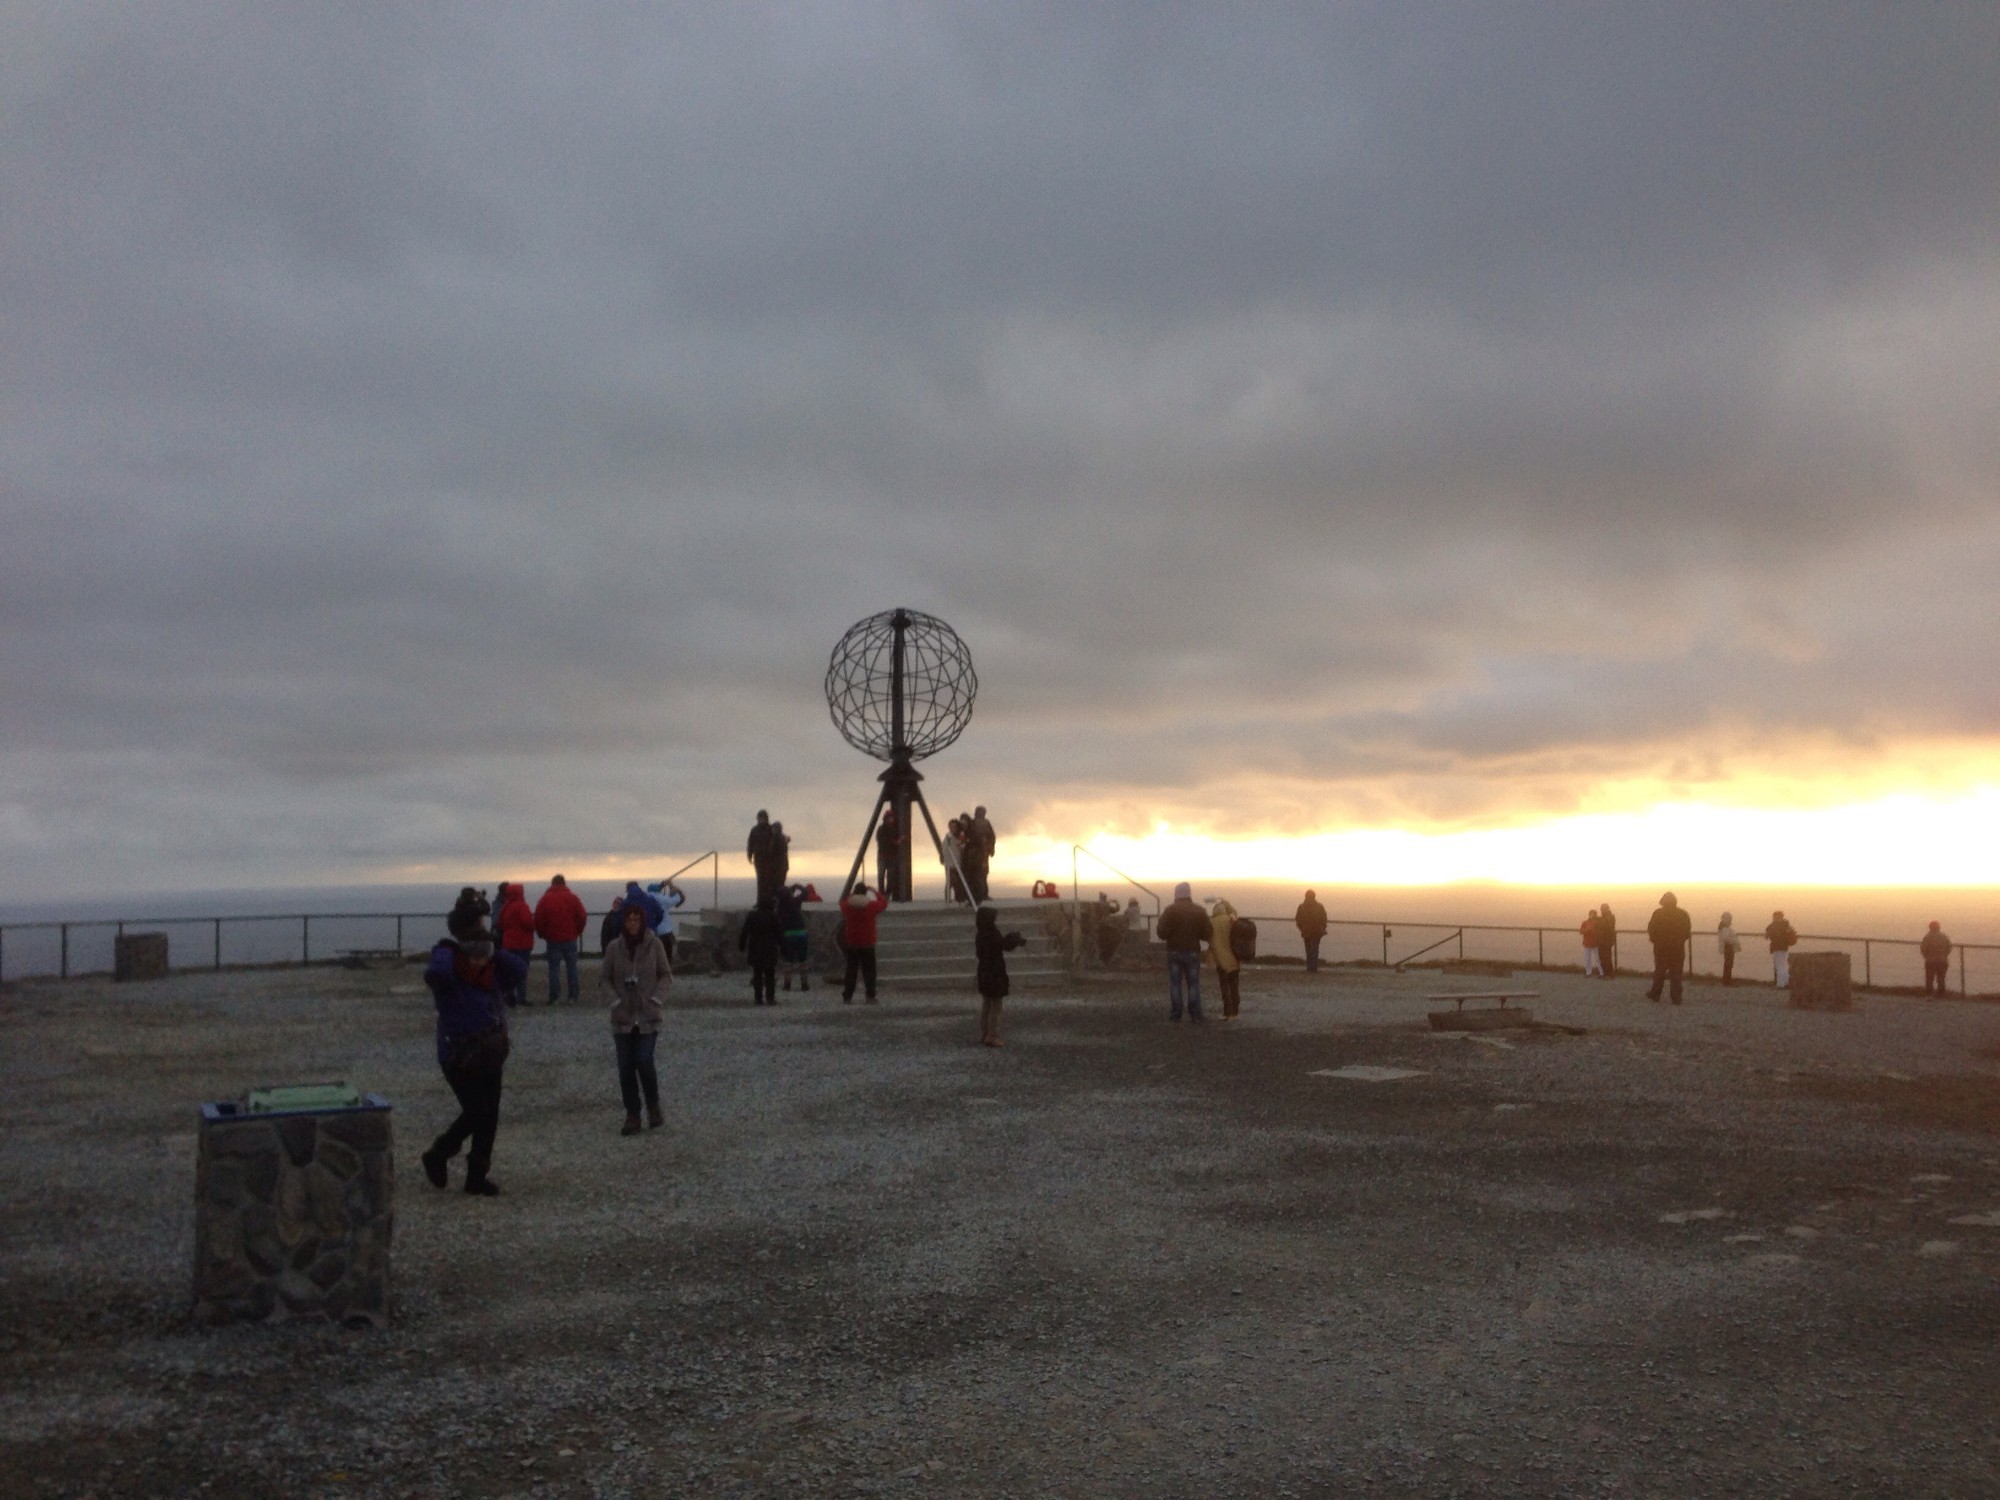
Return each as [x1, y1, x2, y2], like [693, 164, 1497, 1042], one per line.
[601, 902, 673, 1136]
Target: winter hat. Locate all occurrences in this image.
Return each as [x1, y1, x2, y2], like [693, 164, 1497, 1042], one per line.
[1174, 882, 1191, 901]
[447, 892, 488, 941]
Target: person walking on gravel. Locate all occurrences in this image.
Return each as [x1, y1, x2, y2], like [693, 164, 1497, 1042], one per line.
[738, 895, 783, 1006]
[1645, 892, 1693, 1005]
[1764, 910, 1797, 989]
[1920, 921, 1953, 997]
[421, 892, 523, 1197]
[1295, 890, 1329, 973]
[533, 874, 589, 1004]
[1156, 883, 1213, 1023]
[601, 903, 672, 1136]
[777, 881, 814, 992]
[839, 881, 890, 1003]
[975, 904, 1027, 1047]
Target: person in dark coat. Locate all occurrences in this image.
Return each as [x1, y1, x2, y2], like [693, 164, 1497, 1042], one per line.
[755, 820, 791, 904]
[1093, 893, 1124, 964]
[1645, 892, 1693, 1005]
[875, 806, 904, 895]
[747, 810, 773, 869]
[975, 904, 1026, 1047]
[1156, 882, 1214, 1023]
[599, 896, 627, 954]
[961, 809, 992, 904]
[1764, 910, 1797, 988]
[1920, 921, 1953, 997]
[1596, 905, 1619, 978]
[420, 892, 523, 1197]
[738, 896, 784, 1005]
[1294, 890, 1329, 973]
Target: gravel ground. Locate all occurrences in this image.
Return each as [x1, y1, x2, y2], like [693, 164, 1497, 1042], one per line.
[5, 956, 2000, 1497]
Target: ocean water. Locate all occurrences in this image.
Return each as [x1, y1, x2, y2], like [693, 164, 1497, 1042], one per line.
[4, 875, 1998, 991]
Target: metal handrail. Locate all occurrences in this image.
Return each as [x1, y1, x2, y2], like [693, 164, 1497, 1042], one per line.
[1391, 927, 1463, 970]
[1069, 845, 1164, 962]
[656, 851, 721, 911]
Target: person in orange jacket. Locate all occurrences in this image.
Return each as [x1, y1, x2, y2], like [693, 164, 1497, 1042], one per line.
[532, 874, 589, 1004]
[494, 883, 535, 1008]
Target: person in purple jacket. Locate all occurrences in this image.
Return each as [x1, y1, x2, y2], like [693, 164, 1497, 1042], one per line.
[419, 893, 525, 1197]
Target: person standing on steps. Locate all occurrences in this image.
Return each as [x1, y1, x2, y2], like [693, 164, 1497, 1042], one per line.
[972, 806, 997, 883]
[420, 892, 522, 1197]
[1156, 883, 1213, 1023]
[875, 807, 904, 896]
[961, 810, 992, 904]
[975, 904, 1027, 1047]
[1716, 912, 1740, 986]
[755, 820, 791, 906]
[1764, 910, 1797, 989]
[1920, 921, 1953, 997]
[1093, 892, 1124, 965]
[1295, 890, 1329, 973]
[1209, 895, 1244, 1019]
[747, 809, 773, 876]
[738, 896, 783, 1006]
[839, 880, 890, 1004]
[777, 881, 813, 993]
[533, 874, 589, 1005]
[601, 903, 672, 1136]
[1645, 892, 1693, 1005]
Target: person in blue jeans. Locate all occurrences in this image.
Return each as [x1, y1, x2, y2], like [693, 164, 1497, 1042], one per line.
[599, 903, 672, 1136]
[1155, 882, 1214, 1022]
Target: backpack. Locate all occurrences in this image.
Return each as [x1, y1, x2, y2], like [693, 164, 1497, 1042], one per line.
[1230, 917, 1258, 961]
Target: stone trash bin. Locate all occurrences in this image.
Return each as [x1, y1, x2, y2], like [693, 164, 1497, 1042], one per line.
[114, 931, 170, 982]
[1788, 951, 1854, 1012]
[194, 1084, 394, 1326]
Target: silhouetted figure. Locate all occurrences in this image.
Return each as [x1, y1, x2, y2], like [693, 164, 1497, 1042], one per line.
[738, 896, 783, 1005]
[1764, 910, 1797, 988]
[1094, 892, 1123, 964]
[755, 820, 791, 905]
[961, 808, 992, 904]
[975, 905, 1026, 1047]
[875, 807, 904, 895]
[1921, 921, 1953, 997]
[1156, 883, 1213, 1023]
[1596, 905, 1619, 978]
[1645, 892, 1692, 1005]
[1295, 890, 1329, 973]
[777, 882, 812, 992]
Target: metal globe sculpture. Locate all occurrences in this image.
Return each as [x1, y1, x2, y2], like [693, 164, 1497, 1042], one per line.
[825, 608, 977, 762]
[826, 608, 978, 902]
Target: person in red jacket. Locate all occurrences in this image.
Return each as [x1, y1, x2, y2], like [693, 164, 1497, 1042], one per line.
[492, 883, 535, 1007]
[533, 873, 590, 1005]
[839, 881, 890, 1004]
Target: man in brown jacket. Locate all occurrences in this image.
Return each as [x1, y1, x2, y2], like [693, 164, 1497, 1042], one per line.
[601, 904, 673, 1135]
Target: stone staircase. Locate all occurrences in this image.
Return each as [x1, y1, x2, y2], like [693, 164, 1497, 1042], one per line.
[872, 900, 1072, 988]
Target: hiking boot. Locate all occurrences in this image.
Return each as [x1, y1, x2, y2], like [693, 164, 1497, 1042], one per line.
[421, 1147, 448, 1189]
[647, 1108, 664, 1130]
[621, 1113, 643, 1137]
[464, 1177, 500, 1197]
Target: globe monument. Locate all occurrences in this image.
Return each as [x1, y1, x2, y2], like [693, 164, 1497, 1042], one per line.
[825, 607, 978, 901]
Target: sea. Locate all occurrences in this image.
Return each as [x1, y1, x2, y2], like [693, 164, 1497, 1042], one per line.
[5, 875, 1999, 992]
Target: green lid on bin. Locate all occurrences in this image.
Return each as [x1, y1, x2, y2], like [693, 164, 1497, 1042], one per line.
[246, 1082, 362, 1114]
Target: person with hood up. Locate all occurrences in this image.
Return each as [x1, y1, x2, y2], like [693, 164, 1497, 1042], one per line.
[533, 874, 589, 1004]
[1645, 892, 1693, 1005]
[776, 882, 813, 992]
[1920, 921, 1953, 997]
[1596, 904, 1619, 978]
[419, 892, 523, 1197]
[624, 880, 666, 933]
[645, 877, 687, 955]
[1764, 910, 1798, 988]
[738, 895, 784, 1005]
[601, 902, 672, 1135]
[975, 904, 1027, 1046]
[1716, 912, 1741, 986]
[1209, 895, 1244, 1019]
[494, 882, 535, 1007]
[1156, 883, 1214, 1023]
[1295, 890, 1329, 973]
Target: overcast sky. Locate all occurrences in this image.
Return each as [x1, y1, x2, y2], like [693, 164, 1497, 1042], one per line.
[4, 3, 1999, 900]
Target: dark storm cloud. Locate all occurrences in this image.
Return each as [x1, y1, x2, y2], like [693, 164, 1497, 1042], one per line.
[3, 3, 1999, 895]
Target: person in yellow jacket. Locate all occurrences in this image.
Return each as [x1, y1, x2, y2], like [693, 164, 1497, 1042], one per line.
[1208, 896, 1243, 1019]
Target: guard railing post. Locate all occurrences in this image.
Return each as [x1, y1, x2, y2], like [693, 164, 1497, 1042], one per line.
[214, 918, 222, 971]
[1864, 940, 1871, 988]
[60, 923, 69, 979]
[302, 915, 310, 965]
[396, 915, 404, 955]
[1961, 946, 1968, 998]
